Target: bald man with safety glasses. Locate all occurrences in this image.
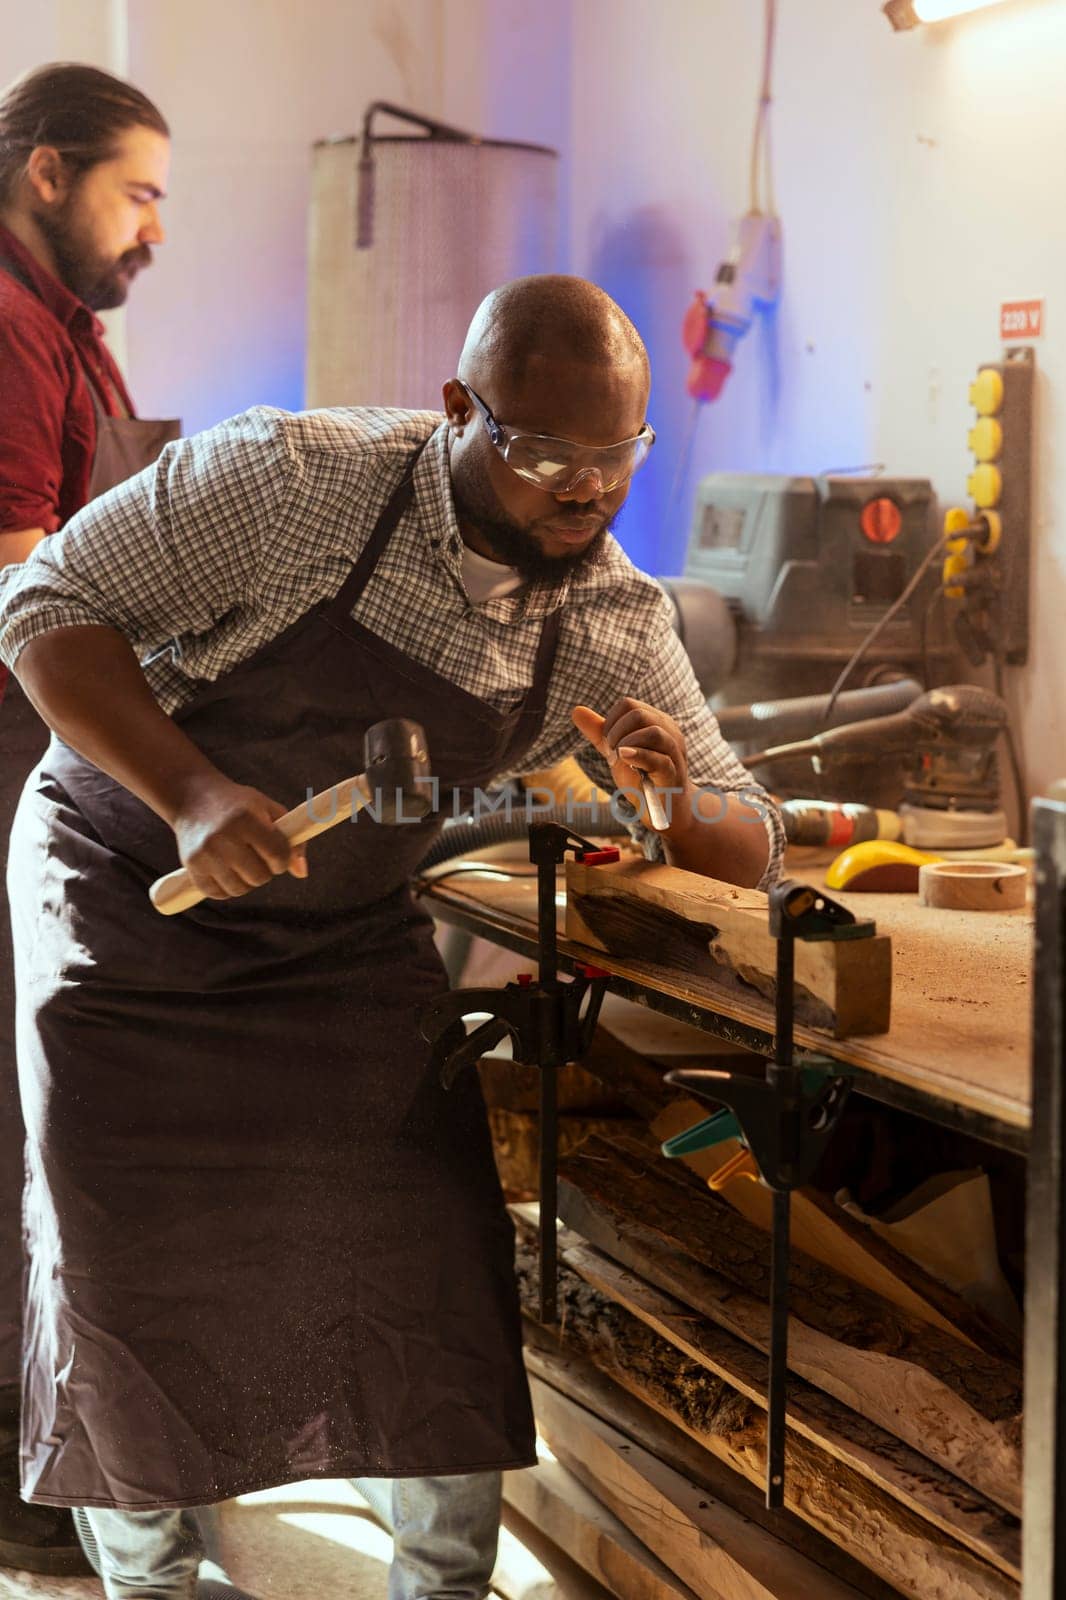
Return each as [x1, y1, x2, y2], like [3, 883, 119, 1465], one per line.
[0, 274, 782, 1599]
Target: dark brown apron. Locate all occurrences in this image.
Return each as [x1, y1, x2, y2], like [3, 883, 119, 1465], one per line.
[84, 391, 180, 505]
[9, 452, 548, 1508]
[0, 251, 179, 1395]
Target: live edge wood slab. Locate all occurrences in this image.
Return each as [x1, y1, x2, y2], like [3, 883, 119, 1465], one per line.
[565, 858, 892, 1038]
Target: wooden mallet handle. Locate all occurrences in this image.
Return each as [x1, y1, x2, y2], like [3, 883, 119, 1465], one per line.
[149, 775, 371, 916]
[149, 717, 430, 918]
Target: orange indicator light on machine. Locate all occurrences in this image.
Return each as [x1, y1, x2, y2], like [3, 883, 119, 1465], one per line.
[860, 497, 903, 543]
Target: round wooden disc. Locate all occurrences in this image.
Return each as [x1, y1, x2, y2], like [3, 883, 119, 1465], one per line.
[918, 860, 1028, 912]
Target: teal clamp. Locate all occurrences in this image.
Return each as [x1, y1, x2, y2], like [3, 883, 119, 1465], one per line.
[661, 1106, 739, 1160]
[661, 1056, 849, 1163]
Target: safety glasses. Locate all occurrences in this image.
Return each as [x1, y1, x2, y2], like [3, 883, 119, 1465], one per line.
[460, 382, 655, 495]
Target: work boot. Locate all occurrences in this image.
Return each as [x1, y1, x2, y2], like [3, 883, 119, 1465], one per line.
[0, 1438, 94, 1575]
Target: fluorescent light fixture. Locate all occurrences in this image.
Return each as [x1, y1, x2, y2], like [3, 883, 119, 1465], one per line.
[884, 0, 1010, 27]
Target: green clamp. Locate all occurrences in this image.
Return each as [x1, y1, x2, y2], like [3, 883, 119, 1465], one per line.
[661, 1106, 740, 1159]
[661, 1055, 848, 1162]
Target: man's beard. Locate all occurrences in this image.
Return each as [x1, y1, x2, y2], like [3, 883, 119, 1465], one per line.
[34, 195, 151, 311]
[453, 454, 617, 582]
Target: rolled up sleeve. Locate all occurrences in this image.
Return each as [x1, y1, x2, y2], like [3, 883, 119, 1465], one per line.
[0, 315, 68, 536]
[574, 603, 785, 890]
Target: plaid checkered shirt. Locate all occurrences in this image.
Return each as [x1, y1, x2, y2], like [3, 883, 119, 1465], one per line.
[0, 406, 784, 884]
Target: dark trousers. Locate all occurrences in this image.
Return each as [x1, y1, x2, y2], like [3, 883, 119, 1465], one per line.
[0, 680, 49, 1393]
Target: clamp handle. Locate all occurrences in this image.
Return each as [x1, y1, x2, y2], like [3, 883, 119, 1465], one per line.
[661, 1106, 741, 1160]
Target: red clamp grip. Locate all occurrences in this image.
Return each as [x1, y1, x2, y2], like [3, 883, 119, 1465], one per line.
[576, 962, 611, 980]
[579, 847, 621, 866]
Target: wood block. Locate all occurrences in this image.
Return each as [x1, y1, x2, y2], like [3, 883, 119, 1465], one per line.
[504, 1456, 699, 1600]
[566, 858, 891, 1037]
[561, 1231, 1020, 1577]
[496, 1501, 614, 1600]
[487, 1110, 632, 1200]
[478, 1056, 629, 1115]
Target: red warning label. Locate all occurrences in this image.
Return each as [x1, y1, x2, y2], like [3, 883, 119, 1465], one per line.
[1000, 299, 1044, 339]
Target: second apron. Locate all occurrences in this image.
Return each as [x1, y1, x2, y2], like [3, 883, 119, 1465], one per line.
[0, 262, 179, 1389]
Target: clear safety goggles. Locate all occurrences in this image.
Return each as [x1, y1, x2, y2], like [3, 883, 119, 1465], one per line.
[461, 382, 655, 495]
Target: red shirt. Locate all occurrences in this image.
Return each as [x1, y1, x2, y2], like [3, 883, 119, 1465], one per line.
[0, 224, 136, 701]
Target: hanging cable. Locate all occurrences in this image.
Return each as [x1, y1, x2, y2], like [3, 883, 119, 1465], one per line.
[994, 657, 1029, 847]
[820, 534, 951, 725]
[748, 0, 778, 214]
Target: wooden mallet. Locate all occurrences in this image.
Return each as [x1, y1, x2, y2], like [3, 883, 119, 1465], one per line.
[149, 718, 430, 916]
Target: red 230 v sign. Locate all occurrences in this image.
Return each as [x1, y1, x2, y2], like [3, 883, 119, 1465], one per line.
[1000, 299, 1044, 339]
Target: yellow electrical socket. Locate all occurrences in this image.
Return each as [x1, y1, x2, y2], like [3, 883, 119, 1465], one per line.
[969, 368, 1004, 416]
[968, 417, 1003, 462]
[943, 505, 971, 554]
[942, 549, 970, 599]
[977, 508, 1002, 554]
[943, 504, 1000, 560]
[967, 462, 1002, 508]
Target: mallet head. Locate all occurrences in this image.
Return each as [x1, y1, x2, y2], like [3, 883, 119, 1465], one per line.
[364, 718, 431, 823]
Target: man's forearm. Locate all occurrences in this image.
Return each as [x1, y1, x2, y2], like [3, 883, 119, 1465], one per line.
[662, 785, 772, 887]
[14, 625, 223, 825]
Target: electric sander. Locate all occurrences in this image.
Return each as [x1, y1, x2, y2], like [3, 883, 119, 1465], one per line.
[747, 684, 1009, 851]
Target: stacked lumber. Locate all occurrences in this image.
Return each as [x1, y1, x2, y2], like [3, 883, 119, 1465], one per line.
[500, 983, 1022, 1597]
[478, 1052, 640, 1201]
[507, 1112, 1023, 1599]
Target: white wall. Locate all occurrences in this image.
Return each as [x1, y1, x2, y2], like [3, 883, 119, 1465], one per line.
[558, 0, 1066, 798]
[874, 0, 1066, 799]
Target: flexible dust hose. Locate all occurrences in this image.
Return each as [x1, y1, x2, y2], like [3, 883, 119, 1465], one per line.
[417, 802, 628, 871]
[714, 676, 923, 746]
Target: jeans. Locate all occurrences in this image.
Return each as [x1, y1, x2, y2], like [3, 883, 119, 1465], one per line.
[78, 1506, 201, 1599]
[78, 1473, 501, 1600]
[353, 1473, 501, 1600]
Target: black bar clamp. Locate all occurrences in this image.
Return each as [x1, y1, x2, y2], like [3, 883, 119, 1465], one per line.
[664, 880, 874, 1510]
[419, 823, 614, 1322]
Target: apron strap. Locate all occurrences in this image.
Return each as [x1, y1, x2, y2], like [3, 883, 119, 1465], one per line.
[325, 435, 563, 747]
[325, 450, 423, 622]
[525, 606, 562, 714]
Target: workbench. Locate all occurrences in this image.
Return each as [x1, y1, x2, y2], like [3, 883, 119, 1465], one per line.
[422, 855, 1031, 1153]
[420, 823, 1061, 1597]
